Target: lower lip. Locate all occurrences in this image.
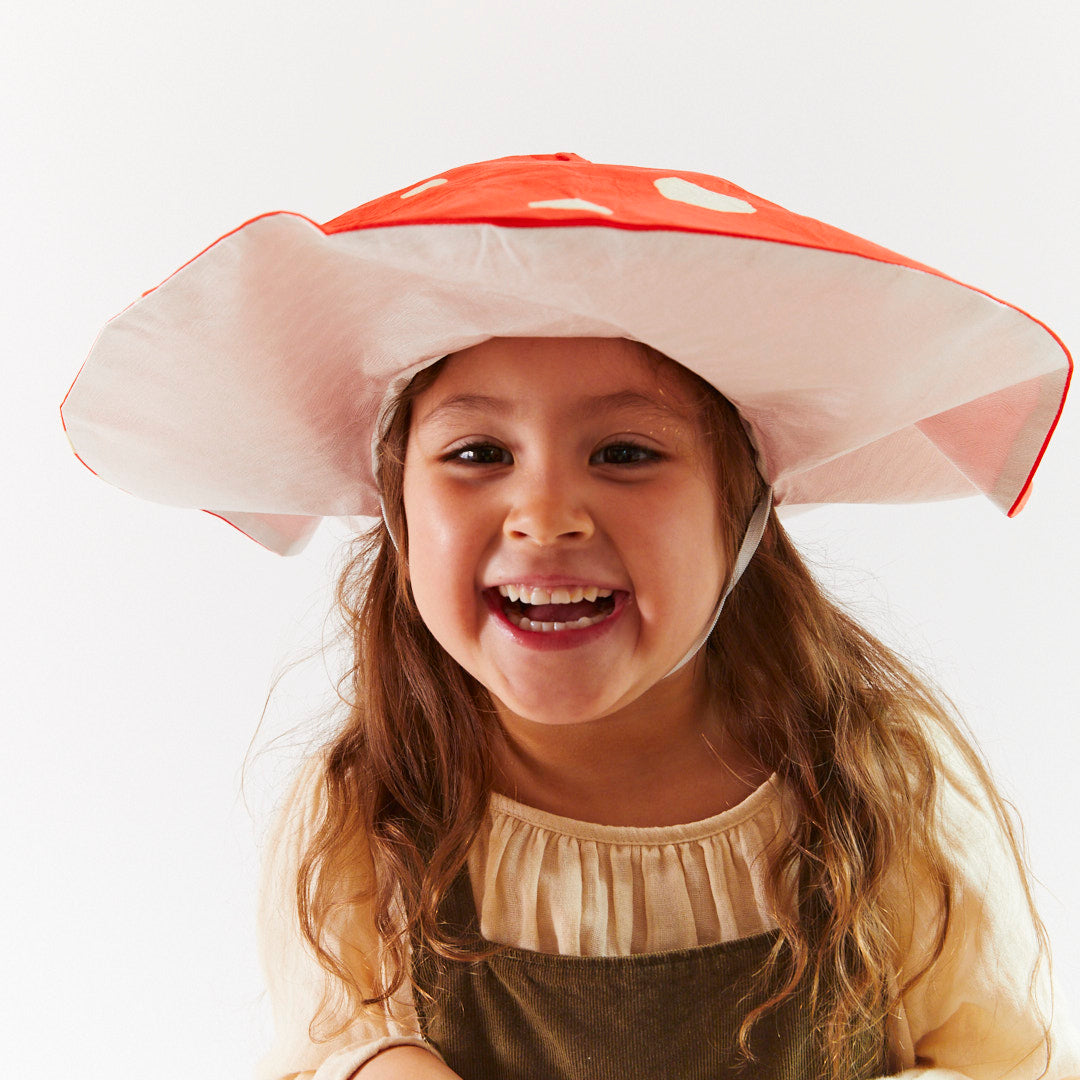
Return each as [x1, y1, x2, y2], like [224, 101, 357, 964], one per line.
[483, 590, 628, 651]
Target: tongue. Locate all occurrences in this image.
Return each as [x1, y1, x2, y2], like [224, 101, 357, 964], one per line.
[525, 601, 600, 622]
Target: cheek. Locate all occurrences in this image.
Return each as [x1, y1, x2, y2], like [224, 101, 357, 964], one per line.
[644, 488, 726, 616]
[403, 476, 482, 643]
[405, 536, 462, 655]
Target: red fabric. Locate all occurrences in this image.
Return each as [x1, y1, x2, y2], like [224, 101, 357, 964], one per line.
[322, 153, 939, 275]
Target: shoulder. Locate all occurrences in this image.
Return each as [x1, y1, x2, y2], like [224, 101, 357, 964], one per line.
[253, 752, 433, 1079]
[884, 730, 1079, 1074]
[256, 752, 329, 926]
[257, 749, 380, 933]
[889, 725, 1031, 944]
[928, 730, 1028, 906]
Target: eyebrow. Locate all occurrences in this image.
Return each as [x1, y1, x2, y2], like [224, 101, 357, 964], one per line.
[417, 389, 687, 427]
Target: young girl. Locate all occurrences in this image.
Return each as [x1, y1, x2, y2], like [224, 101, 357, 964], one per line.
[61, 154, 1078, 1079]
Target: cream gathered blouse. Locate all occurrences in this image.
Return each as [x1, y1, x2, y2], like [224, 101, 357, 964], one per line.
[255, 753, 1080, 1080]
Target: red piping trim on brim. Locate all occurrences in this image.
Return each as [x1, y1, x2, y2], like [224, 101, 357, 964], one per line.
[138, 210, 324, 300]
[199, 509, 280, 553]
[1007, 327, 1073, 517]
[59, 342, 93, 430]
[66, 444, 102, 480]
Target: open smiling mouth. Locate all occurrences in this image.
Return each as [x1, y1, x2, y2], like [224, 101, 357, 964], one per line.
[494, 584, 618, 632]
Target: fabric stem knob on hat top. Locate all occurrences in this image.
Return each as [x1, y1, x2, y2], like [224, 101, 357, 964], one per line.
[60, 152, 1071, 555]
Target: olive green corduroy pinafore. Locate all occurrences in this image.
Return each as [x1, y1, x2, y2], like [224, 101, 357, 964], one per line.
[411, 867, 887, 1080]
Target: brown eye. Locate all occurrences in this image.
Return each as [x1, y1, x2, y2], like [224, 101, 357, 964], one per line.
[592, 443, 659, 465]
[449, 443, 513, 465]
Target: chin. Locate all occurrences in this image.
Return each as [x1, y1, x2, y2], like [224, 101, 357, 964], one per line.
[493, 686, 631, 728]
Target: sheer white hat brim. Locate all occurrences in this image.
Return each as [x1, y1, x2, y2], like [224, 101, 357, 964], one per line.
[61, 203, 1070, 554]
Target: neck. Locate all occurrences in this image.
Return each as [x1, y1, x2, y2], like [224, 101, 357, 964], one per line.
[491, 666, 768, 827]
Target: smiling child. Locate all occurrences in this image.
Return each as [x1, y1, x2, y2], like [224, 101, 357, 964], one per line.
[62, 154, 1079, 1079]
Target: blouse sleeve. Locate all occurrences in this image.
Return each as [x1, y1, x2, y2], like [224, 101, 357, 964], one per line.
[253, 754, 440, 1080]
[880, 748, 1080, 1080]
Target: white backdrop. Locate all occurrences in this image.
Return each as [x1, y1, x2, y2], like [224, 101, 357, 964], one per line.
[3, 2, 1078, 1076]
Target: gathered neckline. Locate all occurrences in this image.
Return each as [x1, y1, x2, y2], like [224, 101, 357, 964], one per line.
[486, 772, 783, 845]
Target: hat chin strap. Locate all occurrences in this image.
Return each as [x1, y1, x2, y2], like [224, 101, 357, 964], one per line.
[663, 488, 773, 680]
[378, 493, 400, 552]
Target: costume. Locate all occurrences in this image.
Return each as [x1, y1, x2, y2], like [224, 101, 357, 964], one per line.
[255, 750, 1080, 1080]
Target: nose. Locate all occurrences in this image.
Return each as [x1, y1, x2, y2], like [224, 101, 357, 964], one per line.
[503, 467, 595, 545]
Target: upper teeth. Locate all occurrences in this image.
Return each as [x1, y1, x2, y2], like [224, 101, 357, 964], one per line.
[497, 585, 613, 604]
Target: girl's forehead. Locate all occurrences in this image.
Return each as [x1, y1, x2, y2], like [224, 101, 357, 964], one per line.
[412, 337, 705, 417]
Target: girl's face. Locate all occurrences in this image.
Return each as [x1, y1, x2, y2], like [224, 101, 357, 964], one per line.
[402, 337, 727, 727]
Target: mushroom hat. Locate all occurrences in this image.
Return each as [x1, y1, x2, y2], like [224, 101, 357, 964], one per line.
[61, 152, 1071, 555]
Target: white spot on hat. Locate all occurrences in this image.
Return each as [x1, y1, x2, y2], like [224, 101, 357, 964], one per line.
[401, 178, 448, 198]
[654, 177, 755, 214]
[528, 198, 614, 215]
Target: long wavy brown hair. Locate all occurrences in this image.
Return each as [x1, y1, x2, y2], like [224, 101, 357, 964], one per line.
[294, 343, 1049, 1079]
